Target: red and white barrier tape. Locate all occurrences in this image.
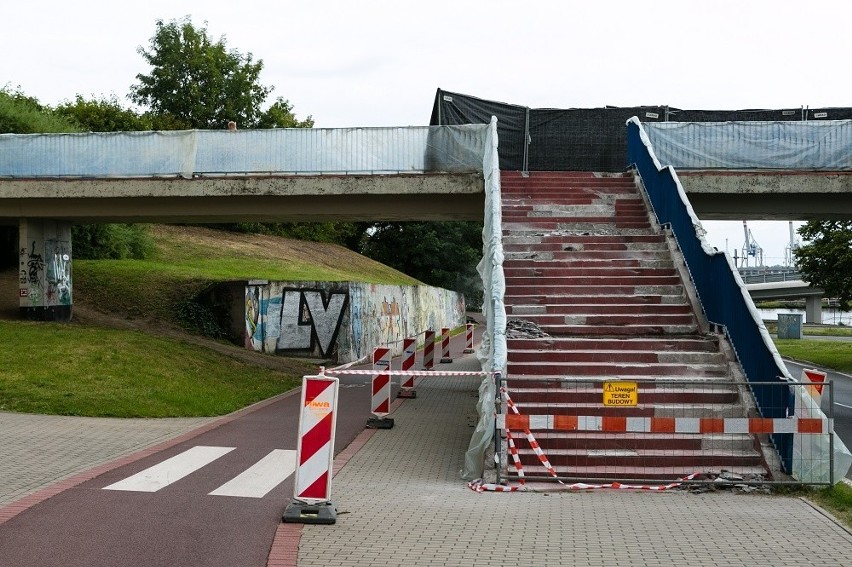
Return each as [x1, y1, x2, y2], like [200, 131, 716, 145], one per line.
[323, 368, 494, 377]
[468, 472, 700, 493]
[506, 430, 525, 485]
[502, 388, 563, 484]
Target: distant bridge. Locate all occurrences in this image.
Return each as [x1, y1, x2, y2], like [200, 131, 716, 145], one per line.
[745, 280, 824, 323]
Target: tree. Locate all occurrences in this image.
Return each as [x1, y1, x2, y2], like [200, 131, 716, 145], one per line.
[130, 17, 287, 129]
[0, 86, 80, 134]
[362, 222, 483, 308]
[55, 94, 151, 132]
[258, 97, 314, 129]
[794, 220, 852, 309]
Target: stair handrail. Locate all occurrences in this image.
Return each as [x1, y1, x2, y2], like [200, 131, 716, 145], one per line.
[626, 116, 799, 469]
[464, 116, 507, 480]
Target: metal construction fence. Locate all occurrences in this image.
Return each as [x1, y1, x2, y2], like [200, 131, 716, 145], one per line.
[0, 124, 490, 178]
[495, 376, 836, 487]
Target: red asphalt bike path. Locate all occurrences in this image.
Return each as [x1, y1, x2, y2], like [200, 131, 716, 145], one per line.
[0, 329, 477, 567]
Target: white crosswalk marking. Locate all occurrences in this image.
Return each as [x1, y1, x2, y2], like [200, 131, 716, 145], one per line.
[209, 449, 297, 498]
[103, 446, 235, 492]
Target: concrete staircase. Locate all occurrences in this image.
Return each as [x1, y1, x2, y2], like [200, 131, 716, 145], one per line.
[501, 171, 768, 482]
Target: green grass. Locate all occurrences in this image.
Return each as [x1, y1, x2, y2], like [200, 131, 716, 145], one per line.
[773, 339, 852, 373]
[73, 225, 421, 321]
[0, 321, 309, 417]
[808, 483, 852, 529]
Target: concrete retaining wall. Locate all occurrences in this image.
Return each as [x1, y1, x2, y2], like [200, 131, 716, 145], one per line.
[240, 280, 465, 363]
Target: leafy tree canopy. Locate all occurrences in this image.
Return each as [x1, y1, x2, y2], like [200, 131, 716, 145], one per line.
[794, 220, 852, 309]
[130, 17, 310, 129]
[55, 94, 152, 132]
[362, 221, 483, 308]
[0, 86, 80, 134]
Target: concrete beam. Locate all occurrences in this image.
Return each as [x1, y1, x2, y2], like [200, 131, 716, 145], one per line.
[678, 171, 852, 220]
[0, 173, 485, 224]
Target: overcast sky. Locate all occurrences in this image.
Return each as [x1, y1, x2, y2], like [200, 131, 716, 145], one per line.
[5, 0, 847, 263]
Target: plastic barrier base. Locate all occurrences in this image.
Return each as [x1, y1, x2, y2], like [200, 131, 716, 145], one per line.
[439, 357, 453, 364]
[282, 501, 337, 524]
[366, 417, 395, 429]
[397, 389, 417, 399]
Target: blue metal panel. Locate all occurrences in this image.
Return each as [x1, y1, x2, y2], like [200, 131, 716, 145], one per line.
[627, 119, 793, 472]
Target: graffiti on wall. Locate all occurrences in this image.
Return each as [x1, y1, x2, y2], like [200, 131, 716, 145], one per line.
[45, 240, 72, 306]
[277, 289, 348, 356]
[245, 285, 349, 357]
[20, 241, 44, 306]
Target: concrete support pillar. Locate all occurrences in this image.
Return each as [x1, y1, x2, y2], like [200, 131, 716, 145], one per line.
[18, 219, 73, 321]
[805, 295, 822, 325]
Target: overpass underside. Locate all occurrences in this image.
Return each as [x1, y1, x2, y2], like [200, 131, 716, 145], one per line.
[678, 171, 852, 220]
[0, 173, 485, 225]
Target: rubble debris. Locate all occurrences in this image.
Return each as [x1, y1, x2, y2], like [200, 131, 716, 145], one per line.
[506, 319, 550, 339]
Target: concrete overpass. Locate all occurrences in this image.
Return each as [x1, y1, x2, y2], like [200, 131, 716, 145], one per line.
[0, 126, 490, 225]
[745, 279, 824, 323]
[0, 124, 497, 321]
[678, 171, 852, 221]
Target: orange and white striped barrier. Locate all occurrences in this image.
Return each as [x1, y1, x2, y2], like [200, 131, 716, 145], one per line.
[439, 327, 453, 363]
[463, 323, 475, 354]
[367, 347, 394, 429]
[398, 337, 417, 399]
[422, 330, 435, 370]
[283, 374, 340, 524]
[497, 414, 831, 435]
[802, 368, 827, 402]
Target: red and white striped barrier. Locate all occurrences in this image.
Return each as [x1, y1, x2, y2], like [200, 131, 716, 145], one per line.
[439, 327, 453, 363]
[367, 347, 394, 429]
[498, 414, 832, 435]
[422, 330, 435, 370]
[398, 337, 417, 399]
[463, 323, 475, 354]
[283, 374, 339, 523]
[802, 368, 827, 402]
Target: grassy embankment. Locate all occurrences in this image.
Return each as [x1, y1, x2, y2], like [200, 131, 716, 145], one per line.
[0, 225, 421, 417]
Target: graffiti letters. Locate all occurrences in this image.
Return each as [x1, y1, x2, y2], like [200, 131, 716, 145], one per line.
[277, 289, 348, 356]
[27, 241, 43, 286]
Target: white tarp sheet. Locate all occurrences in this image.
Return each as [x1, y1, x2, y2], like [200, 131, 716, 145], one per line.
[0, 125, 489, 178]
[645, 120, 852, 170]
[464, 117, 506, 481]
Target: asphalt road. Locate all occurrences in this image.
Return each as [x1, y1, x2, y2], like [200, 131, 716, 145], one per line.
[784, 358, 852, 481]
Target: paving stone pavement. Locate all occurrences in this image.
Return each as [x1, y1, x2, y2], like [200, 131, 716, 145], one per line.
[297, 356, 852, 567]
[0, 412, 214, 506]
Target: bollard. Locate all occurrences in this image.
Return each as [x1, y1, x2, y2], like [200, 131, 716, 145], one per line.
[283, 374, 339, 524]
[439, 327, 453, 363]
[398, 337, 417, 399]
[463, 323, 475, 354]
[366, 347, 394, 429]
[422, 330, 435, 370]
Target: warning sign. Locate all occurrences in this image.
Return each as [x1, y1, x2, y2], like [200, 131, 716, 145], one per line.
[603, 382, 638, 406]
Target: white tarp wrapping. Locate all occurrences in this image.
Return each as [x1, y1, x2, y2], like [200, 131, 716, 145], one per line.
[644, 120, 852, 170]
[464, 117, 506, 480]
[0, 125, 489, 178]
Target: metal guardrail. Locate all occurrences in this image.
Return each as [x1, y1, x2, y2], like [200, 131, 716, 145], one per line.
[739, 271, 803, 284]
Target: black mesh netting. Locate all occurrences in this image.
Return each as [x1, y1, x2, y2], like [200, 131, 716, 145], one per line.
[430, 89, 852, 172]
